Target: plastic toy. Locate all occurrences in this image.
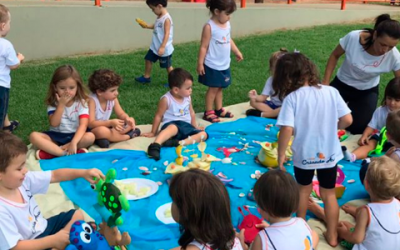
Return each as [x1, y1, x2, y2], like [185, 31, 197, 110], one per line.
[368, 126, 387, 156]
[135, 18, 148, 28]
[338, 130, 348, 142]
[256, 140, 293, 169]
[238, 206, 263, 244]
[312, 167, 346, 199]
[91, 169, 130, 227]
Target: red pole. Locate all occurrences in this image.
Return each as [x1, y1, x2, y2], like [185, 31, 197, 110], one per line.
[94, 0, 101, 6]
[241, 0, 246, 8]
[288, 0, 292, 4]
[341, 0, 346, 10]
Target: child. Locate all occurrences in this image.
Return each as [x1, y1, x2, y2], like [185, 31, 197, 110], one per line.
[342, 78, 400, 162]
[88, 69, 141, 148]
[197, 0, 243, 123]
[239, 170, 319, 250]
[246, 48, 288, 118]
[143, 68, 208, 161]
[309, 156, 400, 249]
[0, 4, 24, 132]
[0, 132, 105, 250]
[135, 0, 173, 85]
[169, 169, 243, 250]
[275, 53, 353, 247]
[30, 65, 95, 160]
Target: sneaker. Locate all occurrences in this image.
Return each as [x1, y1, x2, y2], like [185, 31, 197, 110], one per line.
[77, 148, 88, 154]
[246, 109, 262, 117]
[127, 128, 141, 138]
[163, 82, 170, 88]
[135, 75, 151, 84]
[95, 139, 110, 148]
[36, 150, 57, 160]
[162, 138, 180, 147]
[147, 143, 161, 161]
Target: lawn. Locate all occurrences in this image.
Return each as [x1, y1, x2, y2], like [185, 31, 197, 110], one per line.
[9, 21, 395, 143]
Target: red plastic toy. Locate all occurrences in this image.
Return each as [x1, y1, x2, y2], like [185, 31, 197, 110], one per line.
[237, 206, 262, 244]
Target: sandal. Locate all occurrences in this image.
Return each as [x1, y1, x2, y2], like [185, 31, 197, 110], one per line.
[215, 108, 234, 118]
[203, 110, 220, 123]
[3, 120, 20, 133]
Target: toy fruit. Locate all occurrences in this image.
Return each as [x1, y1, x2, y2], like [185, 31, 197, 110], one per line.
[135, 18, 148, 28]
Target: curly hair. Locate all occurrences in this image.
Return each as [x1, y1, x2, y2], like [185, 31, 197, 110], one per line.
[272, 53, 320, 101]
[88, 69, 122, 93]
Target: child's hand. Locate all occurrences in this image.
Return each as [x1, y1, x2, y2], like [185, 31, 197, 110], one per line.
[52, 229, 70, 249]
[255, 220, 270, 229]
[17, 53, 25, 63]
[196, 126, 205, 131]
[158, 47, 165, 56]
[278, 154, 287, 171]
[57, 92, 73, 106]
[142, 132, 155, 138]
[84, 168, 105, 184]
[358, 135, 369, 146]
[248, 89, 257, 99]
[126, 117, 136, 129]
[111, 119, 125, 131]
[237, 229, 249, 250]
[235, 51, 244, 62]
[197, 64, 205, 76]
[66, 142, 77, 155]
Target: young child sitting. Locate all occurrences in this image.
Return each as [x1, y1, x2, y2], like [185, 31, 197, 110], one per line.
[169, 169, 243, 250]
[309, 156, 400, 249]
[30, 65, 95, 160]
[246, 48, 288, 118]
[143, 68, 208, 161]
[239, 170, 319, 250]
[342, 78, 400, 162]
[88, 69, 140, 148]
[0, 132, 104, 250]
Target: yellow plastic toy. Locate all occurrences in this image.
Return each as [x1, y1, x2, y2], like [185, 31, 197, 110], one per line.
[257, 135, 293, 169]
[135, 18, 148, 28]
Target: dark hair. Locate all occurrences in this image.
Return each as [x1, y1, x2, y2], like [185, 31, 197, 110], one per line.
[254, 170, 299, 218]
[272, 53, 320, 101]
[45, 65, 89, 107]
[88, 69, 122, 93]
[0, 132, 27, 172]
[363, 14, 400, 50]
[387, 109, 400, 145]
[146, 0, 167, 7]
[169, 169, 235, 250]
[0, 4, 9, 23]
[381, 78, 400, 106]
[269, 48, 289, 75]
[168, 68, 193, 89]
[206, 0, 236, 15]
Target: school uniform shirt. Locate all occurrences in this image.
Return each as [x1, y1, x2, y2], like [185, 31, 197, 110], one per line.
[259, 218, 314, 250]
[0, 171, 52, 250]
[353, 199, 400, 250]
[47, 100, 90, 133]
[150, 13, 174, 57]
[337, 30, 400, 90]
[0, 38, 20, 89]
[189, 237, 243, 250]
[161, 91, 191, 125]
[367, 106, 390, 131]
[277, 85, 351, 169]
[261, 76, 282, 107]
[90, 93, 115, 121]
[204, 20, 231, 71]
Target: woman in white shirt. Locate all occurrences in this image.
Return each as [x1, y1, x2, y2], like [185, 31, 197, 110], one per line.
[323, 14, 400, 134]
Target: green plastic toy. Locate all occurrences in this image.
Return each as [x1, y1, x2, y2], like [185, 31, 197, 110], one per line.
[91, 168, 130, 227]
[368, 126, 387, 156]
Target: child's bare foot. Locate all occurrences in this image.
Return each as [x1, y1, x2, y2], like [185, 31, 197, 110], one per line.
[323, 231, 338, 247]
[341, 204, 357, 217]
[308, 198, 325, 220]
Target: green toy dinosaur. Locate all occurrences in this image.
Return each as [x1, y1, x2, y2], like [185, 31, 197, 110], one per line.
[368, 126, 387, 156]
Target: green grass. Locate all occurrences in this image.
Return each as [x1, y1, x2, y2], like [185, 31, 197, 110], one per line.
[9, 21, 395, 143]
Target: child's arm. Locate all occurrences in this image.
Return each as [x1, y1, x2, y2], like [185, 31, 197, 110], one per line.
[88, 98, 125, 131]
[338, 113, 353, 130]
[157, 18, 172, 56]
[248, 89, 268, 102]
[277, 126, 294, 171]
[189, 103, 198, 129]
[322, 45, 345, 85]
[11, 230, 69, 250]
[114, 98, 136, 130]
[143, 98, 168, 137]
[197, 24, 211, 76]
[49, 93, 73, 127]
[337, 206, 369, 244]
[230, 38, 243, 62]
[51, 168, 105, 184]
[66, 117, 89, 155]
[9, 53, 24, 70]
[358, 126, 375, 146]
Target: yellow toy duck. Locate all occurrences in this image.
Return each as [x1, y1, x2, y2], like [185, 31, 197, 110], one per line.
[257, 134, 293, 169]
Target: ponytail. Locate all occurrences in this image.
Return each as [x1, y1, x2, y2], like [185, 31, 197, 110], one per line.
[362, 14, 400, 50]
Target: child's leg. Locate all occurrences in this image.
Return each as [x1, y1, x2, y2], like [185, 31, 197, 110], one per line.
[297, 184, 313, 219]
[143, 60, 153, 78]
[166, 66, 173, 74]
[214, 88, 233, 118]
[30, 132, 65, 156]
[341, 204, 358, 218]
[351, 140, 377, 160]
[76, 132, 95, 149]
[92, 126, 130, 142]
[311, 230, 320, 249]
[308, 197, 326, 221]
[319, 187, 339, 247]
[62, 210, 84, 232]
[249, 101, 279, 118]
[180, 131, 208, 145]
[205, 87, 219, 111]
[154, 124, 178, 145]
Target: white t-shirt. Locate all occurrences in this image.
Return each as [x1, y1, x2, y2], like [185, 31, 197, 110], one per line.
[259, 218, 314, 250]
[161, 91, 192, 125]
[189, 237, 243, 250]
[90, 93, 115, 121]
[277, 85, 351, 169]
[0, 171, 52, 250]
[353, 199, 400, 250]
[204, 20, 231, 71]
[367, 106, 390, 131]
[47, 100, 89, 133]
[150, 13, 174, 57]
[261, 76, 282, 107]
[0, 38, 20, 89]
[337, 30, 400, 90]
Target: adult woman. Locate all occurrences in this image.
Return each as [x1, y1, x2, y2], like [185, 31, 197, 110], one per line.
[323, 14, 400, 134]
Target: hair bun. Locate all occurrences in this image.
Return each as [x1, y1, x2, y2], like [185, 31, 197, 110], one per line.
[280, 47, 288, 52]
[375, 14, 392, 29]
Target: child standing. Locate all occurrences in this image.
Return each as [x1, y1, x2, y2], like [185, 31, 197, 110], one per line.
[0, 4, 24, 132]
[246, 48, 288, 118]
[143, 68, 207, 161]
[88, 69, 141, 148]
[30, 65, 95, 160]
[343, 78, 400, 162]
[0, 132, 105, 250]
[197, 0, 243, 123]
[169, 169, 243, 250]
[275, 53, 353, 247]
[135, 0, 173, 85]
[239, 170, 319, 250]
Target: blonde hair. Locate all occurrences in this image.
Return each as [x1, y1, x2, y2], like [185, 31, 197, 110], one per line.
[366, 155, 400, 200]
[269, 48, 288, 75]
[0, 4, 9, 24]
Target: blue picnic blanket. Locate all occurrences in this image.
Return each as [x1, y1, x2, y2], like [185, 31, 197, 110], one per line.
[40, 117, 368, 250]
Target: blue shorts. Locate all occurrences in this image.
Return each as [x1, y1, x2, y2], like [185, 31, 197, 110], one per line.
[198, 64, 231, 88]
[264, 100, 280, 110]
[0, 86, 10, 129]
[43, 131, 76, 145]
[161, 120, 203, 141]
[144, 49, 172, 68]
[36, 209, 75, 239]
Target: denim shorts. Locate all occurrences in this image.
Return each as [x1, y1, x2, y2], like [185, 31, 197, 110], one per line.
[43, 131, 76, 145]
[36, 209, 75, 239]
[0, 86, 10, 129]
[144, 49, 172, 68]
[198, 64, 231, 89]
[161, 120, 203, 141]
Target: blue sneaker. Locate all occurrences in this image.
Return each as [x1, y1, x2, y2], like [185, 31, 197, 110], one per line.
[135, 75, 151, 83]
[163, 82, 169, 88]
